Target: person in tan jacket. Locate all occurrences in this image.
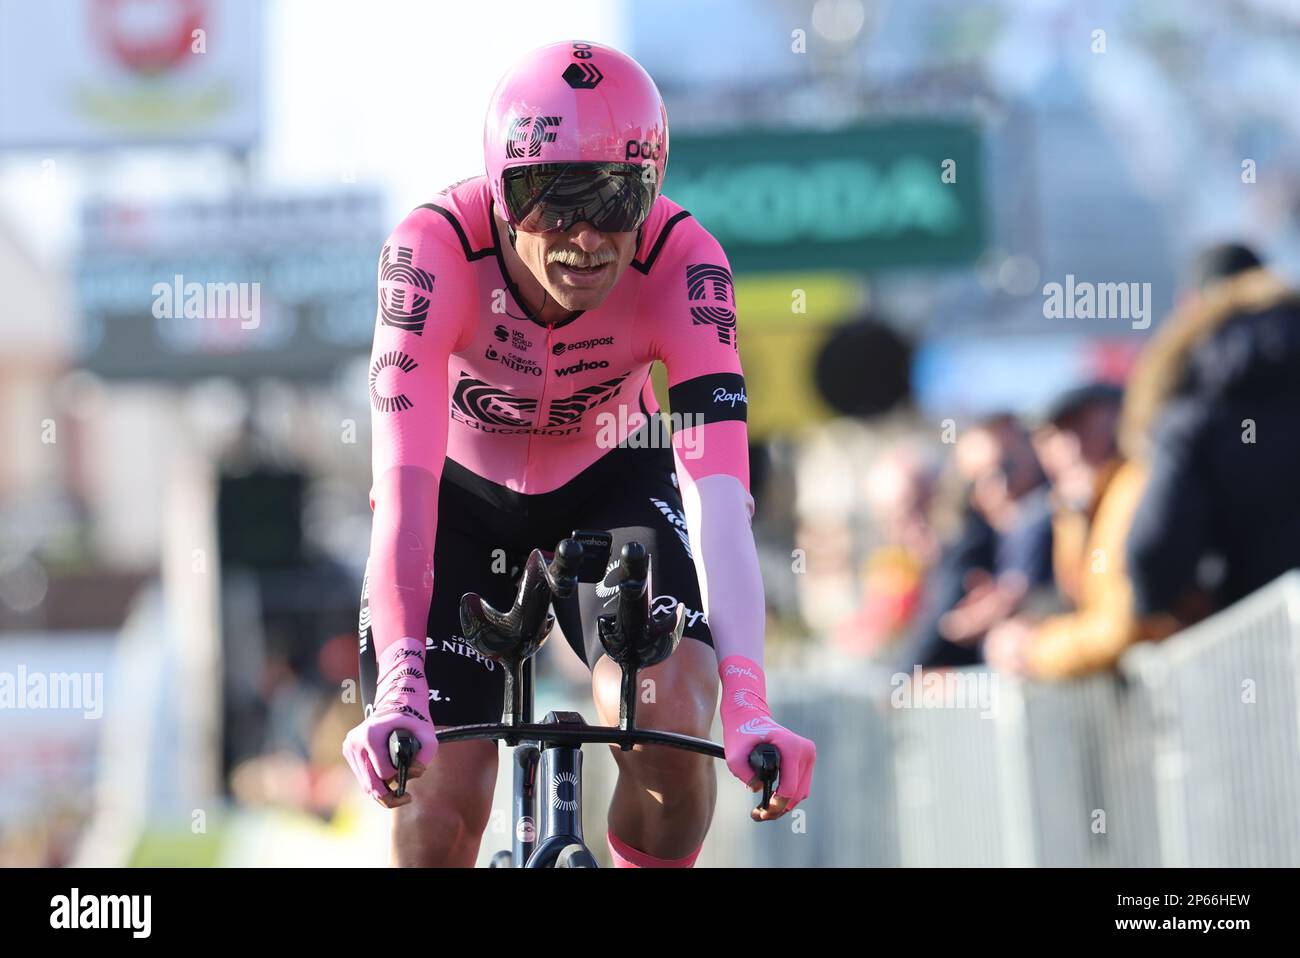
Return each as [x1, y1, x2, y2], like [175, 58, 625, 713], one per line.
[984, 384, 1149, 679]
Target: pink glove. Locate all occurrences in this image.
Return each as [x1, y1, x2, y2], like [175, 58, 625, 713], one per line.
[717, 656, 816, 809]
[342, 636, 439, 802]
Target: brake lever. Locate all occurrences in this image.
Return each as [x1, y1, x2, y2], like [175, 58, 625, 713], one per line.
[748, 743, 781, 812]
[388, 727, 421, 798]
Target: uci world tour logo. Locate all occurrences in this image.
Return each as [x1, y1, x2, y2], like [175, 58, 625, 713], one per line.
[505, 116, 561, 159]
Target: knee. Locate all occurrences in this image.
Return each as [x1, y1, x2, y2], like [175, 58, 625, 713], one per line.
[636, 692, 714, 741]
[393, 742, 497, 865]
[620, 695, 715, 781]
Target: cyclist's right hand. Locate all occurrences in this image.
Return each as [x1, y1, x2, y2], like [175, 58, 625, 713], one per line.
[342, 636, 439, 808]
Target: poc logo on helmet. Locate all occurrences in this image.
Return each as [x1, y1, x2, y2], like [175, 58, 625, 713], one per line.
[506, 116, 561, 159]
[625, 139, 662, 163]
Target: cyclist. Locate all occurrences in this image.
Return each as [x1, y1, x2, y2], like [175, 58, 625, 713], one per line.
[342, 40, 816, 867]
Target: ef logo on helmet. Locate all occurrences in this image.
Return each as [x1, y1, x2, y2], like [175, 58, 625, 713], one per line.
[506, 116, 561, 159]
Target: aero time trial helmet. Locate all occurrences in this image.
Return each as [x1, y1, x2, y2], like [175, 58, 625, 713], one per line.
[484, 41, 668, 235]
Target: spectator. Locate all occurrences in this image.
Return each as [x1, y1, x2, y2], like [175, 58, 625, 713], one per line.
[1121, 243, 1300, 627]
[984, 384, 1150, 678]
[893, 414, 1054, 668]
[832, 442, 942, 656]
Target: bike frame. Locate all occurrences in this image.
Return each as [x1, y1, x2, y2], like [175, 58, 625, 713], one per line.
[434, 656, 725, 867]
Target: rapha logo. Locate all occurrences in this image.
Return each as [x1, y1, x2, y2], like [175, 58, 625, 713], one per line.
[505, 116, 561, 159]
[651, 594, 708, 630]
[712, 385, 746, 408]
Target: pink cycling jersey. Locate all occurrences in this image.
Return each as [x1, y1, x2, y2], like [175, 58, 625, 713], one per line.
[365, 176, 762, 672]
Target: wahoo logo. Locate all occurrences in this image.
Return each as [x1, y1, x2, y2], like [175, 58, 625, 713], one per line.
[555, 358, 610, 376]
[505, 115, 561, 159]
[685, 263, 737, 348]
[369, 350, 419, 412]
[379, 244, 435, 334]
[546, 373, 628, 426]
[563, 61, 603, 89]
[452, 373, 537, 427]
[649, 496, 692, 558]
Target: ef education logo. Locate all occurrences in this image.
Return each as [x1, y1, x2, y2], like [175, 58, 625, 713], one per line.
[50, 888, 151, 938]
[505, 116, 561, 159]
[563, 41, 603, 89]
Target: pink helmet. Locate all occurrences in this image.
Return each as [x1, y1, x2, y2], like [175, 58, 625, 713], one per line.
[483, 41, 669, 224]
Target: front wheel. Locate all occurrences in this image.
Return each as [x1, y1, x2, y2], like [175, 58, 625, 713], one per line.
[555, 843, 598, 868]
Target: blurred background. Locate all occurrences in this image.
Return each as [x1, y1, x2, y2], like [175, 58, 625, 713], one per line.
[3, 0, 1300, 867]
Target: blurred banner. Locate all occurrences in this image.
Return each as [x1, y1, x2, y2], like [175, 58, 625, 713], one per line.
[75, 192, 383, 380]
[0, 634, 114, 850]
[0, 0, 262, 149]
[669, 123, 985, 272]
[913, 335, 1141, 417]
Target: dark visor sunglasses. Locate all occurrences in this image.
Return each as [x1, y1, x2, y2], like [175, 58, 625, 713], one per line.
[501, 162, 656, 234]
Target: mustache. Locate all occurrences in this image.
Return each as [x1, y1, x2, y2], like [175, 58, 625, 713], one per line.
[547, 247, 618, 268]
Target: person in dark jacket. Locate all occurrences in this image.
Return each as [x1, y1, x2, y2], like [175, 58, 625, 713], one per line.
[892, 414, 1055, 669]
[1121, 244, 1300, 627]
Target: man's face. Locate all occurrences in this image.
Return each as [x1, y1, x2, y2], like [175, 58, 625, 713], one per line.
[512, 220, 637, 312]
[1032, 424, 1079, 487]
[955, 425, 1039, 529]
[955, 429, 1013, 526]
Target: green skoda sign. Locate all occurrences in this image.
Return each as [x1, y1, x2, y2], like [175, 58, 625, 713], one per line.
[666, 123, 984, 273]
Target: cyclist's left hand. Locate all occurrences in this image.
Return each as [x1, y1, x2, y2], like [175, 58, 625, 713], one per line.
[718, 656, 816, 821]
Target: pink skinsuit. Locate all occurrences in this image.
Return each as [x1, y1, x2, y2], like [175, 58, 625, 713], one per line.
[365, 176, 761, 670]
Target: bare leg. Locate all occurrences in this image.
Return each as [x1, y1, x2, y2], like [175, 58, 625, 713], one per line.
[592, 639, 719, 860]
[390, 740, 498, 867]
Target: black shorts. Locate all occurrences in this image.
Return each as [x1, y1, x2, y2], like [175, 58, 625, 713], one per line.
[359, 441, 713, 727]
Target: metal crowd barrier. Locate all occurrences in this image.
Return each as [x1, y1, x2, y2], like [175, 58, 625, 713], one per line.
[699, 570, 1300, 867]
